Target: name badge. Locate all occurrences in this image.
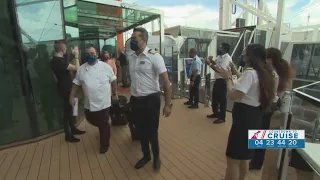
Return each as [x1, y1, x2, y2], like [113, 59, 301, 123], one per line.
[139, 61, 145, 65]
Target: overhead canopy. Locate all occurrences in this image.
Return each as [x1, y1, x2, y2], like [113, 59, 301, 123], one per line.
[152, 25, 240, 39]
[64, 0, 161, 40]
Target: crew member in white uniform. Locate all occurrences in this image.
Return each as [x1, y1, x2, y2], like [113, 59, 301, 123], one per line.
[184, 48, 202, 108]
[250, 47, 294, 170]
[217, 44, 275, 180]
[205, 43, 232, 123]
[69, 46, 118, 154]
[128, 27, 172, 171]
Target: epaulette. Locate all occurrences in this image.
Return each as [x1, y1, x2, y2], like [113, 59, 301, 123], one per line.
[244, 67, 253, 71]
[148, 49, 157, 54]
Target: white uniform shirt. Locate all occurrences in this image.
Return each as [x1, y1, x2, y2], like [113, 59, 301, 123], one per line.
[214, 53, 232, 79]
[273, 70, 280, 103]
[73, 61, 117, 112]
[128, 47, 167, 97]
[233, 69, 260, 107]
[189, 55, 202, 76]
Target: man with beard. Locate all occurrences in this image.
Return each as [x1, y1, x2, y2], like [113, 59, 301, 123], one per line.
[69, 46, 118, 154]
[51, 40, 85, 143]
[128, 27, 172, 171]
[205, 43, 232, 124]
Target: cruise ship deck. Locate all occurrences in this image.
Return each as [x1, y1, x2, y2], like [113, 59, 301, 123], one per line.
[0, 98, 306, 180]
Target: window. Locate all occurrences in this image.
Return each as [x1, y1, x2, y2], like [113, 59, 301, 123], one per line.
[16, 0, 66, 135]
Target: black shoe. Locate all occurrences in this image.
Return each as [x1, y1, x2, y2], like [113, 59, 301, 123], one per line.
[184, 101, 192, 105]
[100, 146, 109, 154]
[213, 119, 225, 124]
[65, 135, 80, 143]
[153, 156, 161, 172]
[207, 114, 219, 118]
[134, 156, 151, 169]
[188, 104, 199, 109]
[71, 128, 86, 135]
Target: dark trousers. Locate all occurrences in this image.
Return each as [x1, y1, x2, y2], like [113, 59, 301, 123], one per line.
[189, 75, 201, 105]
[250, 111, 274, 168]
[61, 93, 76, 136]
[85, 108, 110, 147]
[130, 92, 161, 158]
[211, 79, 227, 120]
[121, 65, 129, 86]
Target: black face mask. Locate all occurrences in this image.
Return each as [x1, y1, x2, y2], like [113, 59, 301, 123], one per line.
[217, 50, 222, 55]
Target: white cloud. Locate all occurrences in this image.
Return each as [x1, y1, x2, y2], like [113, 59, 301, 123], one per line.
[294, 0, 320, 27]
[149, 4, 220, 30]
[142, 0, 320, 32]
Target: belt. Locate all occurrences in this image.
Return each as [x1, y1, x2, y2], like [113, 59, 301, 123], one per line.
[131, 92, 160, 100]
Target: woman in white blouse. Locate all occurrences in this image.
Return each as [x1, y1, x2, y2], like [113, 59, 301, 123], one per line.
[217, 44, 276, 180]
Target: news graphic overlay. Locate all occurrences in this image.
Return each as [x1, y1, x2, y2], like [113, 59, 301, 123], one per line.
[248, 130, 305, 149]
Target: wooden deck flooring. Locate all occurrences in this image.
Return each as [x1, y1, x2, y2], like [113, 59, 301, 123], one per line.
[0, 99, 311, 180]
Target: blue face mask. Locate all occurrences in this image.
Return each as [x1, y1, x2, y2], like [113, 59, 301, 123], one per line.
[130, 40, 139, 51]
[86, 54, 97, 64]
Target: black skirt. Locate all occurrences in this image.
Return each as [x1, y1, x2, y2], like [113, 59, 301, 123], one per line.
[226, 102, 263, 160]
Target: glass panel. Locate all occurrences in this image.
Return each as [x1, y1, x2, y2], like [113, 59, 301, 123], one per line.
[17, 0, 63, 42]
[74, 0, 158, 39]
[280, 42, 289, 54]
[290, 44, 320, 83]
[216, 35, 239, 63]
[0, 0, 35, 145]
[64, 5, 77, 24]
[16, 0, 65, 135]
[63, 0, 76, 7]
[282, 82, 320, 179]
[255, 29, 266, 47]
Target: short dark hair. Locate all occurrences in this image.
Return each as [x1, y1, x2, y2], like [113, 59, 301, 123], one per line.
[133, 27, 149, 43]
[54, 40, 66, 52]
[221, 43, 230, 53]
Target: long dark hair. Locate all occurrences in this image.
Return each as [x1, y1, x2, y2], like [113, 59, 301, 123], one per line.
[266, 48, 294, 93]
[245, 44, 275, 110]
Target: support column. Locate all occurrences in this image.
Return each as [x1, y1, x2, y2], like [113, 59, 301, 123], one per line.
[270, 0, 285, 48]
[116, 0, 124, 50]
[159, 13, 165, 55]
[219, 0, 231, 30]
[243, 0, 248, 26]
[258, 0, 265, 25]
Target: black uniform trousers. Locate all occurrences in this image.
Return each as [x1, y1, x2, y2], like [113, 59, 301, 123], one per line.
[250, 111, 274, 168]
[188, 75, 201, 105]
[59, 90, 77, 136]
[130, 92, 161, 158]
[211, 78, 227, 120]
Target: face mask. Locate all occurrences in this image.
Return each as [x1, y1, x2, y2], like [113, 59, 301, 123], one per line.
[217, 50, 221, 55]
[86, 54, 97, 65]
[130, 40, 139, 51]
[104, 55, 110, 62]
[239, 55, 245, 67]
